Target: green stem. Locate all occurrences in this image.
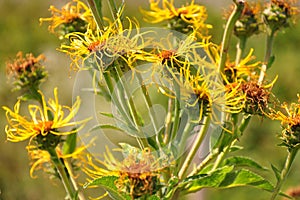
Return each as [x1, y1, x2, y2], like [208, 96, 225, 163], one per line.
[135, 72, 164, 150]
[107, 0, 119, 22]
[170, 81, 181, 143]
[178, 116, 211, 179]
[103, 71, 131, 123]
[258, 29, 275, 85]
[89, 69, 111, 101]
[164, 97, 174, 144]
[235, 36, 247, 65]
[48, 149, 77, 200]
[174, 121, 194, 176]
[218, 0, 245, 74]
[136, 73, 159, 134]
[270, 148, 299, 200]
[86, 0, 104, 29]
[114, 65, 141, 129]
[188, 150, 217, 176]
[212, 115, 251, 171]
[212, 139, 238, 171]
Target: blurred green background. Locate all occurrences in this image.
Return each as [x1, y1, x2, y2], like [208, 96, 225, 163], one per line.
[1, 0, 300, 199]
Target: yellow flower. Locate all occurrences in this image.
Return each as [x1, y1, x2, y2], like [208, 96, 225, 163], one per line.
[40, 0, 95, 37]
[60, 17, 143, 71]
[84, 145, 166, 199]
[3, 88, 88, 146]
[26, 140, 91, 178]
[172, 61, 245, 123]
[141, 0, 212, 36]
[205, 43, 260, 82]
[128, 32, 208, 76]
[269, 95, 300, 147]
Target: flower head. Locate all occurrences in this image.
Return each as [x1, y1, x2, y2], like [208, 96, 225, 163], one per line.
[240, 78, 276, 116]
[141, 0, 212, 37]
[176, 63, 245, 123]
[269, 95, 300, 148]
[3, 88, 88, 150]
[225, 2, 262, 39]
[84, 144, 166, 199]
[60, 17, 143, 71]
[40, 0, 95, 39]
[6, 51, 47, 92]
[263, 0, 298, 32]
[224, 49, 261, 82]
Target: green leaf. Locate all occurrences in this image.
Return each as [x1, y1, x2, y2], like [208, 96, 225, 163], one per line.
[218, 169, 274, 192]
[267, 55, 275, 69]
[185, 166, 234, 192]
[271, 164, 281, 181]
[89, 124, 124, 132]
[84, 176, 131, 200]
[99, 112, 114, 118]
[229, 145, 243, 152]
[186, 167, 274, 194]
[212, 122, 235, 151]
[62, 132, 77, 155]
[221, 156, 268, 170]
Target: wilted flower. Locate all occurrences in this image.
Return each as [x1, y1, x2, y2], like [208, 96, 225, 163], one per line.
[6, 51, 47, 93]
[40, 0, 95, 39]
[240, 78, 276, 116]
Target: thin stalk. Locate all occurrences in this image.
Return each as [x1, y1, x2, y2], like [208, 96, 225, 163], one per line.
[270, 148, 299, 200]
[212, 115, 251, 171]
[89, 69, 111, 101]
[258, 29, 275, 85]
[48, 149, 76, 200]
[86, 0, 104, 29]
[235, 36, 247, 65]
[163, 97, 174, 144]
[64, 159, 87, 200]
[169, 81, 181, 143]
[178, 116, 211, 180]
[218, 0, 245, 73]
[103, 71, 133, 126]
[211, 138, 238, 171]
[188, 150, 217, 176]
[136, 73, 159, 135]
[177, 122, 193, 164]
[114, 65, 141, 129]
[113, 64, 147, 148]
[135, 72, 164, 150]
[107, 0, 119, 22]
